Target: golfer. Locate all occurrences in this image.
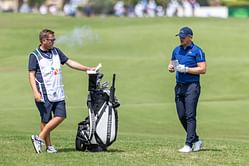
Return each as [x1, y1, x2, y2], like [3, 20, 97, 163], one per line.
[28, 29, 95, 153]
[168, 26, 206, 153]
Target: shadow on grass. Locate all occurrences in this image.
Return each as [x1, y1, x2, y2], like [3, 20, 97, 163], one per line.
[200, 148, 222, 152]
[58, 148, 125, 153]
[105, 149, 125, 153]
[58, 148, 75, 153]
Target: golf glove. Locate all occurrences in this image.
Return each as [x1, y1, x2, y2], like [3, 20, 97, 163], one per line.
[176, 64, 188, 73]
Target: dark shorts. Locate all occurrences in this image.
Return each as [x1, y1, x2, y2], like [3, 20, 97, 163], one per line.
[35, 95, 66, 123]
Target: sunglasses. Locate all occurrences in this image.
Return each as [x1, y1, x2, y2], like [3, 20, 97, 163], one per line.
[47, 38, 56, 42]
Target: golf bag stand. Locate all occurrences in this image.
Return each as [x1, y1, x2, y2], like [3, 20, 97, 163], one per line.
[75, 71, 120, 152]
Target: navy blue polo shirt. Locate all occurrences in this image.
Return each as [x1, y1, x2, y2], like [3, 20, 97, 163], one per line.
[28, 47, 69, 94]
[171, 42, 206, 83]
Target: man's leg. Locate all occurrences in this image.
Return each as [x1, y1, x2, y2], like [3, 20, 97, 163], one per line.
[185, 83, 200, 146]
[40, 122, 51, 146]
[31, 100, 52, 153]
[175, 84, 194, 153]
[39, 116, 65, 141]
[175, 84, 187, 131]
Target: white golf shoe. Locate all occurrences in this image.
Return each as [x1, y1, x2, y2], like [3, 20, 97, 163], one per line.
[178, 145, 192, 153]
[31, 135, 44, 153]
[47, 145, 57, 153]
[193, 140, 202, 152]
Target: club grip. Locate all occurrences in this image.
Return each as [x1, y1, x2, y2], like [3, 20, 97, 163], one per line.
[112, 74, 116, 88]
[110, 74, 116, 102]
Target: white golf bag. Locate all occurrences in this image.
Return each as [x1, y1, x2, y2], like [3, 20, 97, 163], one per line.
[75, 69, 120, 152]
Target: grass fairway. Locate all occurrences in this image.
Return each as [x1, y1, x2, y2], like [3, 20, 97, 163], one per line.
[1, 13, 249, 165]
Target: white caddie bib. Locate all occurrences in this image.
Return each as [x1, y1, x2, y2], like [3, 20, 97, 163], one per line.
[33, 48, 65, 102]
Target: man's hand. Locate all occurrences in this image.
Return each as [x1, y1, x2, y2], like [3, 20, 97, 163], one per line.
[34, 92, 43, 102]
[176, 64, 188, 73]
[168, 64, 175, 73]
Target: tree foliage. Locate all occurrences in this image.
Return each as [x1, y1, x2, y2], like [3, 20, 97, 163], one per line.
[27, 0, 46, 7]
[221, 0, 249, 6]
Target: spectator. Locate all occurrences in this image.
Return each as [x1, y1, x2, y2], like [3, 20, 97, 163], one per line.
[19, 0, 31, 13]
[166, 0, 181, 17]
[147, 0, 157, 17]
[182, 0, 192, 17]
[127, 3, 135, 17]
[156, 5, 165, 17]
[114, 0, 125, 17]
[39, 4, 48, 15]
[63, 3, 76, 17]
[83, 2, 94, 17]
[135, 2, 145, 17]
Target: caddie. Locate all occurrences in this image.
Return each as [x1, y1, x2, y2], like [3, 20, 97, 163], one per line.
[28, 29, 95, 153]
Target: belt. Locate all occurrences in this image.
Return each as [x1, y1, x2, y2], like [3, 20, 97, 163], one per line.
[176, 82, 199, 86]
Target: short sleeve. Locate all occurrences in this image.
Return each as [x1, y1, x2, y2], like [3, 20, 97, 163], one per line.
[55, 48, 69, 65]
[196, 49, 206, 62]
[28, 53, 38, 71]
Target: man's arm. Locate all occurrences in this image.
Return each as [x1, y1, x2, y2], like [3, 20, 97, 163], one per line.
[28, 71, 42, 102]
[187, 62, 206, 74]
[65, 59, 94, 71]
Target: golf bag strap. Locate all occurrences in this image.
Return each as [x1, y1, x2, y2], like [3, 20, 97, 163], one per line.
[106, 104, 113, 145]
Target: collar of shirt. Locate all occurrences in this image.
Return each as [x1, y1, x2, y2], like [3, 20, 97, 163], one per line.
[38, 48, 53, 59]
[180, 42, 194, 50]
